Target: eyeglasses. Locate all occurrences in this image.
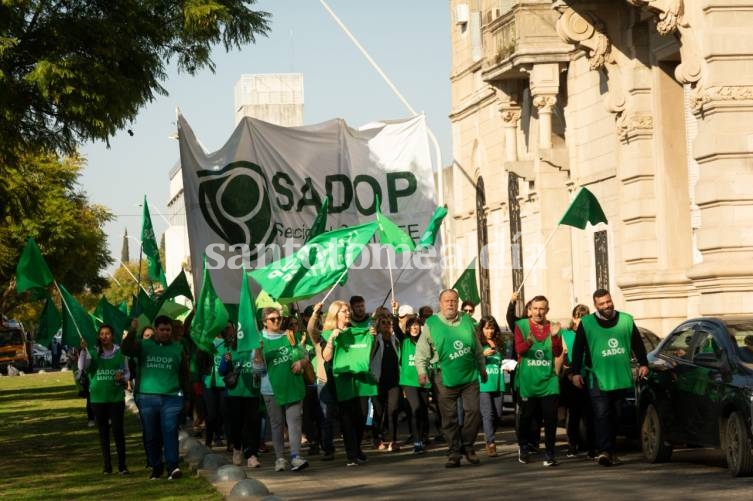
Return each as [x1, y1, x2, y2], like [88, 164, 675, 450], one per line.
[266, 316, 282, 322]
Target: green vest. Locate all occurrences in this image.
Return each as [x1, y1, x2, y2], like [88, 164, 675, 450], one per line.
[88, 349, 126, 403]
[262, 334, 305, 406]
[581, 313, 634, 391]
[138, 339, 183, 396]
[322, 329, 377, 400]
[479, 351, 504, 393]
[516, 319, 559, 398]
[399, 338, 430, 388]
[203, 338, 225, 389]
[426, 314, 478, 388]
[225, 348, 260, 398]
[562, 328, 576, 364]
[332, 327, 373, 375]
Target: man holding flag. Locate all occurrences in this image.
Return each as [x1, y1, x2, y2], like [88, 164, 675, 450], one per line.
[415, 289, 487, 468]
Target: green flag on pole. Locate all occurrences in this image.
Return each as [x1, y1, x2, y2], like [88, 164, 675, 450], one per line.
[558, 187, 608, 229]
[191, 258, 229, 353]
[452, 257, 481, 305]
[155, 270, 193, 312]
[306, 196, 330, 243]
[250, 222, 379, 303]
[94, 297, 130, 344]
[36, 297, 61, 346]
[16, 238, 54, 293]
[59, 284, 97, 348]
[141, 196, 167, 288]
[375, 195, 415, 252]
[237, 269, 261, 352]
[416, 206, 448, 250]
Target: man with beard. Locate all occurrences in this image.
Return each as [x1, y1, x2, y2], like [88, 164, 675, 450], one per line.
[570, 289, 648, 467]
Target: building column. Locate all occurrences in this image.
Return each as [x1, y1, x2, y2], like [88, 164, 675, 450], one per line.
[529, 63, 561, 151]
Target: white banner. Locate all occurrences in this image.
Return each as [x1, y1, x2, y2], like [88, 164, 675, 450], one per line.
[178, 113, 443, 312]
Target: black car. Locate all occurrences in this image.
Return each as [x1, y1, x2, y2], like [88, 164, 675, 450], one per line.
[638, 317, 753, 476]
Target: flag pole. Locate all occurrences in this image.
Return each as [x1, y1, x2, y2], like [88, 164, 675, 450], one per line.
[53, 281, 84, 342]
[515, 225, 559, 294]
[320, 266, 351, 305]
[386, 250, 396, 307]
[117, 259, 150, 294]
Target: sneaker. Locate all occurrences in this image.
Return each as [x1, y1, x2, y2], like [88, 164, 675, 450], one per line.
[168, 468, 182, 480]
[346, 458, 359, 467]
[486, 442, 498, 458]
[88, 420, 96, 428]
[274, 458, 289, 472]
[543, 455, 558, 467]
[247, 455, 261, 468]
[464, 449, 481, 465]
[518, 447, 530, 464]
[597, 453, 612, 467]
[118, 468, 130, 475]
[445, 455, 461, 468]
[387, 442, 399, 452]
[232, 449, 243, 466]
[290, 456, 309, 472]
[321, 450, 335, 461]
[149, 467, 163, 480]
[610, 454, 623, 466]
[566, 446, 578, 458]
[413, 444, 426, 455]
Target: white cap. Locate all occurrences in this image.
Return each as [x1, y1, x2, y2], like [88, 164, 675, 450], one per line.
[398, 304, 415, 317]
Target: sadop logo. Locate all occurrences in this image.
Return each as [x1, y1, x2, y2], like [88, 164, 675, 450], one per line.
[453, 340, 464, 351]
[608, 338, 619, 348]
[535, 349, 545, 360]
[198, 161, 276, 260]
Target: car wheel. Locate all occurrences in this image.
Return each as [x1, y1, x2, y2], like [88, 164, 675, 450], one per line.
[641, 404, 672, 462]
[725, 412, 753, 477]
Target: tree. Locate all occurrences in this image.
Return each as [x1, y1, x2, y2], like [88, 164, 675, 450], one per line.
[0, 149, 112, 316]
[0, 1, 270, 161]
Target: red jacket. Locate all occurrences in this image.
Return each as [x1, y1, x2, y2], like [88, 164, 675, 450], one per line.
[514, 319, 563, 359]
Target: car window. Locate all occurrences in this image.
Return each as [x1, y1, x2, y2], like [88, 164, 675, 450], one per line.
[726, 322, 753, 366]
[658, 327, 695, 360]
[690, 330, 720, 360]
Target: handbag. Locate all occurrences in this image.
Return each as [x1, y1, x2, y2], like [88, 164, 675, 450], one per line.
[222, 365, 241, 390]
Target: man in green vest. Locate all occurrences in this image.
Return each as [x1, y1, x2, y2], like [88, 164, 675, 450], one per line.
[415, 289, 487, 468]
[514, 295, 563, 467]
[570, 289, 649, 467]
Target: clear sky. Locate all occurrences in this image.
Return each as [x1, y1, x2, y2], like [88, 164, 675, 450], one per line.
[80, 0, 452, 271]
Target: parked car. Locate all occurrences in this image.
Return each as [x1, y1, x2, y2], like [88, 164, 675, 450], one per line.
[0, 318, 31, 372]
[638, 316, 753, 476]
[31, 343, 52, 367]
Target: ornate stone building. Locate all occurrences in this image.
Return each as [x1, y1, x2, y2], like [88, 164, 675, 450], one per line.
[448, 0, 753, 334]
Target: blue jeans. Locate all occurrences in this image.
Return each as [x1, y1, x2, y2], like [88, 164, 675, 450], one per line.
[136, 394, 183, 474]
[589, 385, 629, 454]
[479, 392, 503, 443]
[316, 381, 336, 453]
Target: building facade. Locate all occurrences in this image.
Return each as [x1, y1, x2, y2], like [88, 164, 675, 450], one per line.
[449, 0, 753, 334]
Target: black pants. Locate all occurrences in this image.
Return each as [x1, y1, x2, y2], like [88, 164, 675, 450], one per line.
[518, 394, 559, 457]
[302, 385, 322, 448]
[562, 376, 594, 453]
[590, 387, 629, 454]
[339, 397, 368, 461]
[404, 386, 429, 443]
[92, 401, 126, 472]
[435, 373, 481, 457]
[203, 386, 227, 447]
[227, 396, 261, 457]
[372, 385, 400, 443]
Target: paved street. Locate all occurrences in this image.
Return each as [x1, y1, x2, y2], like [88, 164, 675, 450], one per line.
[214, 425, 753, 500]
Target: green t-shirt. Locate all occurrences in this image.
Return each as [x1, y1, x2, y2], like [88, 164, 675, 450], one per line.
[137, 339, 184, 396]
[262, 334, 305, 406]
[516, 319, 559, 398]
[562, 328, 576, 365]
[322, 329, 377, 400]
[203, 338, 225, 389]
[399, 338, 431, 388]
[479, 351, 504, 393]
[581, 313, 635, 391]
[332, 327, 373, 375]
[88, 349, 126, 403]
[426, 314, 478, 388]
[225, 348, 260, 398]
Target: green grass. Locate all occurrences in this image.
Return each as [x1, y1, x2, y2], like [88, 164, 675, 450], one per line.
[0, 372, 222, 500]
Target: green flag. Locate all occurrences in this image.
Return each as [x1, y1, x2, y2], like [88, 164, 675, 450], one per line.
[141, 196, 167, 288]
[416, 206, 448, 250]
[59, 284, 97, 348]
[36, 297, 61, 347]
[558, 187, 608, 229]
[16, 238, 54, 293]
[131, 289, 160, 321]
[306, 196, 329, 243]
[237, 269, 261, 351]
[250, 222, 378, 303]
[191, 258, 229, 353]
[452, 258, 481, 305]
[156, 300, 190, 321]
[94, 297, 130, 344]
[375, 195, 415, 252]
[155, 270, 194, 313]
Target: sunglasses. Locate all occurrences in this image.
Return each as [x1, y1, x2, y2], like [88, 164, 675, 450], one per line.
[266, 316, 282, 322]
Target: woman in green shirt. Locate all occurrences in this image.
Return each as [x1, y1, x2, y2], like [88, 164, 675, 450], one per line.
[399, 317, 431, 454]
[78, 324, 129, 475]
[476, 316, 506, 458]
